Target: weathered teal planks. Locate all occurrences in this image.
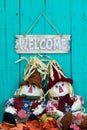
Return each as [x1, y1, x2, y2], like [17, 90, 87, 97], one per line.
[0, 0, 7, 70]
[0, 0, 20, 122]
[0, 0, 7, 122]
[45, 0, 71, 77]
[5, 0, 19, 97]
[71, 0, 87, 110]
[0, 0, 87, 122]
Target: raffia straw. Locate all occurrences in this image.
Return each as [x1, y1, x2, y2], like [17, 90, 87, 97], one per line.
[16, 56, 49, 81]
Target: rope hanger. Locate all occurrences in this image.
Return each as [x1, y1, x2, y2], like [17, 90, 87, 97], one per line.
[26, 13, 61, 34]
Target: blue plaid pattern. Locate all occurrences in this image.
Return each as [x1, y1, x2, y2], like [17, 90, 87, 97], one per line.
[5, 98, 14, 107]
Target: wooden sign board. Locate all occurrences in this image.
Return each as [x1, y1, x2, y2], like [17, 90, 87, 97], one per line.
[15, 35, 71, 53]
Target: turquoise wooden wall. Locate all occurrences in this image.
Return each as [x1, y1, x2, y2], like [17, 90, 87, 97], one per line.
[0, 0, 87, 122]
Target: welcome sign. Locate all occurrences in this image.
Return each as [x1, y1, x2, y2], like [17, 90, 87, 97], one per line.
[15, 35, 70, 53]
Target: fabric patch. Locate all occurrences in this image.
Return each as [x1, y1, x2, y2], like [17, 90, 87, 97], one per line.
[22, 99, 32, 112]
[14, 97, 24, 111]
[17, 109, 27, 119]
[46, 100, 58, 114]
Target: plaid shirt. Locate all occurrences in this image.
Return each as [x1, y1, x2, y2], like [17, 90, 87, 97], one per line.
[46, 95, 84, 114]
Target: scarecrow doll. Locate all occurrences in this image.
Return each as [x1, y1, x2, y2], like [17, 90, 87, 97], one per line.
[46, 60, 87, 129]
[3, 56, 48, 125]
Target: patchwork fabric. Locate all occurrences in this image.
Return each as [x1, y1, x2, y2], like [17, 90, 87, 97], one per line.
[14, 97, 24, 111]
[46, 100, 58, 114]
[30, 100, 40, 112]
[22, 99, 32, 112]
[46, 95, 84, 114]
[5, 98, 14, 107]
[17, 109, 28, 119]
[71, 95, 84, 106]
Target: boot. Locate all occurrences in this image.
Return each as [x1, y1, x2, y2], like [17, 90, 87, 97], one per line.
[79, 115, 87, 129]
[60, 112, 72, 130]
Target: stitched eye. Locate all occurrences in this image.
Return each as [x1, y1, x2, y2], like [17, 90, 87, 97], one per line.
[28, 84, 30, 87]
[62, 83, 64, 86]
[55, 85, 58, 88]
[33, 85, 36, 88]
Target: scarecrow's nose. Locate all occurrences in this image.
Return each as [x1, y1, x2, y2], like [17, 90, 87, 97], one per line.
[28, 85, 32, 93]
[59, 86, 63, 93]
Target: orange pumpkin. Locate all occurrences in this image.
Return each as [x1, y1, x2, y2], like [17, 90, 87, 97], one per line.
[40, 119, 59, 130]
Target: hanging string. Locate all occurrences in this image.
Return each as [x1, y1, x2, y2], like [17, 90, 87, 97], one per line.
[26, 13, 42, 34]
[42, 13, 60, 34]
[25, 12, 60, 34]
